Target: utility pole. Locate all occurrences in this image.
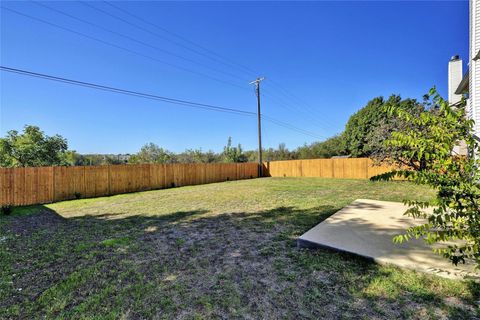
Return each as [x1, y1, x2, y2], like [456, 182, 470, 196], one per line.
[250, 77, 265, 177]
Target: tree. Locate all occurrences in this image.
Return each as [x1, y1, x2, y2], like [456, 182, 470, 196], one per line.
[128, 143, 176, 164]
[176, 149, 220, 163]
[222, 137, 248, 163]
[260, 143, 297, 161]
[297, 135, 347, 159]
[63, 150, 83, 166]
[103, 155, 125, 165]
[0, 125, 69, 167]
[372, 88, 480, 267]
[344, 95, 423, 157]
[275, 143, 294, 160]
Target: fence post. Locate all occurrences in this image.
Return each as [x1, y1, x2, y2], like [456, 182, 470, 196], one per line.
[51, 166, 55, 203]
[82, 166, 86, 200]
[365, 158, 369, 179]
[107, 165, 111, 196]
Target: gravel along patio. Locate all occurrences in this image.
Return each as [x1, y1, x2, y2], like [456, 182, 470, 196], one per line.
[1, 178, 479, 319]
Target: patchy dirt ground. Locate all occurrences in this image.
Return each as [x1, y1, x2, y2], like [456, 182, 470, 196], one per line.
[1, 178, 479, 319]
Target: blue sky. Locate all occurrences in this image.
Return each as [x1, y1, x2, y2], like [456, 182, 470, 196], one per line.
[0, 1, 469, 154]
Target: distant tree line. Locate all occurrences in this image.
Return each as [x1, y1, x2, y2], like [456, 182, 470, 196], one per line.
[126, 136, 350, 165]
[0, 94, 424, 168]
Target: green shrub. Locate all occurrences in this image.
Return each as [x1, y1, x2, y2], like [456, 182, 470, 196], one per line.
[373, 88, 480, 267]
[1, 205, 13, 215]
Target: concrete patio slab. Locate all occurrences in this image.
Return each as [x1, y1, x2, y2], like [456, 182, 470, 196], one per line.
[298, 199, 479, 280]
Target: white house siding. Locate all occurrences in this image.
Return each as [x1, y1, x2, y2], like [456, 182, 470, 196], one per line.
[467, 98, 473, 120]
[470, 0, 480, 135]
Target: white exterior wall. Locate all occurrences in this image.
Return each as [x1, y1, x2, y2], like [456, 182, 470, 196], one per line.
[470, 0, 480, 135]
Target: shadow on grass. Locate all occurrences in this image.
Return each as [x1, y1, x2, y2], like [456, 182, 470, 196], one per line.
[3, 202, 337, 239]
[295, 245, 480, 318]
[1, 204, 479, 319]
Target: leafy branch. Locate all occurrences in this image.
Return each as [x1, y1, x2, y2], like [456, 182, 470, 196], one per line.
[372, 88, 480, 267]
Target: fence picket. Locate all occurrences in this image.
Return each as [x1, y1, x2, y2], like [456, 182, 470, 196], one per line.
[0, 162, 260, 206]
[263, 158, 393, 180]
[0, 159, 394, 207]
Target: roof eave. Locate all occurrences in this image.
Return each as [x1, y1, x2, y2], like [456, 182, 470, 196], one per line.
[474, 50, 480, 61]
[455, 70, 469, 94]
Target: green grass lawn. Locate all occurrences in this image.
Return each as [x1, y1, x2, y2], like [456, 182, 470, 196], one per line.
[1, 177, 479, 319]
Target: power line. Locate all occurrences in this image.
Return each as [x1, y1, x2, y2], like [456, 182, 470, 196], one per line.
[262, 115, 324, 140]
[265, 79, 337, 130]
[91, 1, 334, 130]
[27, 1, 333, 135]
[83, 1, 335, 134]
[0, 66, 254, 116]
[1, 5, 250, 92]
[263, 85, 336, 131]
[102, 1, 258, 78]
[262, 90, 330, 132]
[0, 66, 324, 140]
[31, 0, 249, 83]
[2, 3, 329, 140]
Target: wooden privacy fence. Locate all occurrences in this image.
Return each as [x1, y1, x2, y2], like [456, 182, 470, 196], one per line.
[0, 163, 259, 206]
[263, 158, 394, 179]
[0, 158, 395, 206]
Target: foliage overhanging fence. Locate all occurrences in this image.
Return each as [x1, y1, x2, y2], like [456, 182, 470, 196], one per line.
[262, 158, 394, 179]
[0, 163, 259, 206]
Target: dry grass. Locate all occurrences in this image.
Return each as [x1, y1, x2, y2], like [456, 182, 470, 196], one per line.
[1, 177, 478, 319]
